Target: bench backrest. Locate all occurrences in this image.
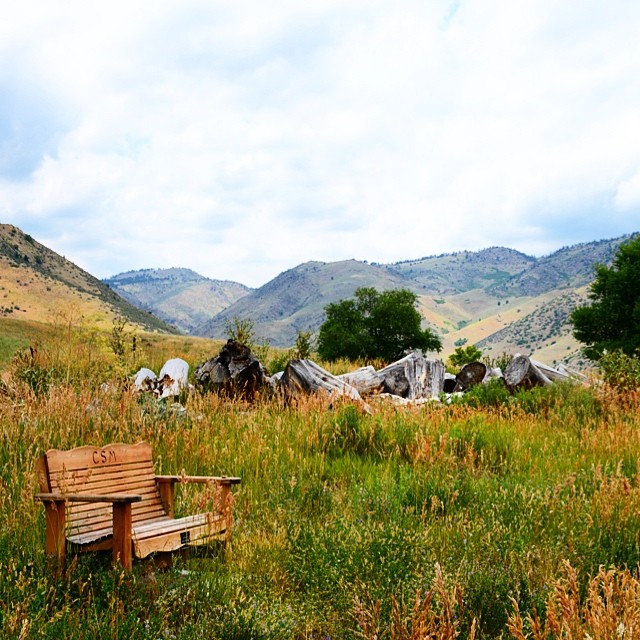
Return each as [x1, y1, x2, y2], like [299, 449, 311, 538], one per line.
[36, 442, 168, 540]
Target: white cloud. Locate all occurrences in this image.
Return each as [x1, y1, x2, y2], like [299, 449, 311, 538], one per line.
[1, 1, 640, 286]
[615, 169, 640, 212]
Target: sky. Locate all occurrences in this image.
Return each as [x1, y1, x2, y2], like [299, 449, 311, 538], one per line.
[1, 1, 639, 288]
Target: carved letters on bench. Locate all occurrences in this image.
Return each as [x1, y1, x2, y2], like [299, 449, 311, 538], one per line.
[35, 442, 241, 570]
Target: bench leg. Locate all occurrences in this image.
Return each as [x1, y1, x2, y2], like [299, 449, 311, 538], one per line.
[44, 500, 66, 570]
[215, 485, 234, 537]
[112, 502, 133, 570]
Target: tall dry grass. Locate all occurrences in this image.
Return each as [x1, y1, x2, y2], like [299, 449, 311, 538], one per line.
[507, 561, 640, 639]
[2, 324, 640, 638]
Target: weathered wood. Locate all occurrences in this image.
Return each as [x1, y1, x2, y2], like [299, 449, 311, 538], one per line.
[482, 366, 503, 383]
[378, 352, 445, 399]
[278, 359, 372, 413]
[528, 357, 571, 383]
[35, 442, 240, 571]
[455, 361, 487, 391]
[376, 393, 438, 407]
[43, 499, 66, 566]
[112, 502, 133, 569]
[195, 340, 266, 398]
[337, 366, 385, 396]
[503, 354, 552, 390]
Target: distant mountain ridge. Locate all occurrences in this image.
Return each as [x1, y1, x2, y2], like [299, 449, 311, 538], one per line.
[104, 268, 251, 334]
[162, 233, 635, 368]
[387, 247, 536, 294]
[194, 259, 421, 344]
[2, 222, 635, 370]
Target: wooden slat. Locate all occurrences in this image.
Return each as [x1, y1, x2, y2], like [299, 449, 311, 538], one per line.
[69, 515, 171, 546]
[50, 467, 156, 488]
[46, 442, 153, 474]
[49, 464, 156, 491]
[68, 502, 167, 536]
[49, 458, 154, 477]
[133, 513, 227, 558]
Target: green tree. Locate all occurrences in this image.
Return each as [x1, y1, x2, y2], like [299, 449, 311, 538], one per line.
[317, 287, 442, 362]
[448, 344, 483, 369]
[225, 316, 256, 348]
[571, 235, 640, 360]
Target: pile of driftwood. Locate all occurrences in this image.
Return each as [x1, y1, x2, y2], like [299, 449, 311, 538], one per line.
[191, 341, 447, 412]
[132, 340, 580, 411]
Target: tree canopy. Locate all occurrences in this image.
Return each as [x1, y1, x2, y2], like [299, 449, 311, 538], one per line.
[448, 344, 483, 369]
[571, 235, 640, 360]
[317, 287, 442, 362]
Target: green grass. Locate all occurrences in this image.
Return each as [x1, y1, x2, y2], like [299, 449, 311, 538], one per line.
[0, 317, 52, 368]
[2, 325, 640, 638]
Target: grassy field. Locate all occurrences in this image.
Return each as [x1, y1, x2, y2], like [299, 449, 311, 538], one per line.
[2, 322, 640, 639]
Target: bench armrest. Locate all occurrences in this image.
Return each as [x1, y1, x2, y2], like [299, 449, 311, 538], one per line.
[154, 475, 240, 518]
[36, 492, 142, 503]
[155, 475, 241, 485]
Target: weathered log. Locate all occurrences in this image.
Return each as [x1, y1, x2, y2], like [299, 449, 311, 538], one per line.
[278, 359, 371, 413]
[378, 352, 445, 399]
[337, 366, 385, 396]
[482, 366, 503, 383]
[455, 361, 487, 391]
[376, 393, 439, 407]
[194, 339, 266, 398]
[503, 354, 551, 390]
[528, 357, 571, 383]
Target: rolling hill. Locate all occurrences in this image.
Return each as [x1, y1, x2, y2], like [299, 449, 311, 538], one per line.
[193, 259, 421, 346]
[0, 224, 176, 333]
[388, 247, 536, 294]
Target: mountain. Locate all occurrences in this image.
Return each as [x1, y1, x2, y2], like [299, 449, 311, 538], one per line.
[488, 237, 633, 297]
[6, 221, 636, 370]
[194, 259, 420, 346]
[0, 224, 176, 333]
[387, 247, 536, 294]
[191, 234, 637, 368]
[104, 268, 251, 334]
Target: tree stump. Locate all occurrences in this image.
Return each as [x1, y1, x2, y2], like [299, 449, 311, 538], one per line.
[455, 361, 487, 391]
[528, 357, 571, 383]
[194, 340, 266, 398]
[337, 366, 385, 396]
[443, 373, 457, 393]
[503, 354, 552, 390]
[378, 352, 445, 399]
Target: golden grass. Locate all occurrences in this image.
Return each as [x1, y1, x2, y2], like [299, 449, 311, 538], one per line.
[507, 562, 640, 639]
[3, 321, 640, 638]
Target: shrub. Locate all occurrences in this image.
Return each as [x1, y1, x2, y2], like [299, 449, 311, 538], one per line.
[599, 349, 640, 390]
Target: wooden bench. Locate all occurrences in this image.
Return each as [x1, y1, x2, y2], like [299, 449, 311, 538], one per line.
[35, 442, 241, 570]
